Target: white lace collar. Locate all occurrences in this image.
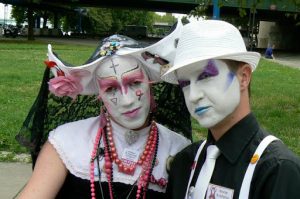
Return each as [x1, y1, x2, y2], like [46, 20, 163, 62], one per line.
[49, 116, 190, 193]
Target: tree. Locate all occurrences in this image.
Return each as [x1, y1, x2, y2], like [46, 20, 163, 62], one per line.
[11, 6, 27, 26]
[11, 6, 52, 28]
[110, 9, 155, 33]
[87, 8, 112, 35]
[153, 13, 177, 25]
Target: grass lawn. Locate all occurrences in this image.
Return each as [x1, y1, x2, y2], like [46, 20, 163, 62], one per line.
[0, 39, 95, 158]
[0, 39, 299, 161]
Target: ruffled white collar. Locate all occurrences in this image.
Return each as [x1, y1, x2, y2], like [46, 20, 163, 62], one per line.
[49, 116, 190, 192]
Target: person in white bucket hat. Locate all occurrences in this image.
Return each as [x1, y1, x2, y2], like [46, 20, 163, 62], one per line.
[163, 20, 300, 199]
[19, 22, 191, 199]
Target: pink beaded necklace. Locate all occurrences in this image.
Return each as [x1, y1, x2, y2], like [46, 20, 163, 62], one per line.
[90, 114, 159, 199]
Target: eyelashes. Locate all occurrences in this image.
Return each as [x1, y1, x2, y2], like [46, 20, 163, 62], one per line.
[197, 71, 211, 81]
[197, 60, 219, 80]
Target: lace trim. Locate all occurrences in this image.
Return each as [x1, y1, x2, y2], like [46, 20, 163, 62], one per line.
[48, 120, 190, 193]
[48, 133, 90, 180]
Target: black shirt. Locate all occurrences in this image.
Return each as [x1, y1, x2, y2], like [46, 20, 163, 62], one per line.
[56, 173, 166, 199]
[167, 113, 300, 199]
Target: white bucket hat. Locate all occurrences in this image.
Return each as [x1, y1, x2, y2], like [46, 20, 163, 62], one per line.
[46, 20, 183, 97]
[161, 20, 261, 84]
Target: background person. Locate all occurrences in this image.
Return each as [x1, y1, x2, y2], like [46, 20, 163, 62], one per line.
[19, 23, 190, 199]
[264, 44, 275, 59]
[162, 20, 300, 199]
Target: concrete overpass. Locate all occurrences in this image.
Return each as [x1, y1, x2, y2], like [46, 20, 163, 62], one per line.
[1, 0, 299, 50]
[0, 0, 299, 15]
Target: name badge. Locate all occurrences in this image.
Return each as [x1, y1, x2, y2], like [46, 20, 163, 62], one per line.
[206, 183, 234, 199]
[121, 148, 139, 163]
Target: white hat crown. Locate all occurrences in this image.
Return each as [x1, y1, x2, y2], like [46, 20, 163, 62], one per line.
[162, 20, 261, 84]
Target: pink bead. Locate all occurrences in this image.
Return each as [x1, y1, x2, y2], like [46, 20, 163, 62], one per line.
[107, 175, 111, 180]
[144, 175, 148, 181]
[145, 170, 150, 176]
[123, 167, 128, 172]
[96, 132, 101, 138]
[105, 161, 112, 168]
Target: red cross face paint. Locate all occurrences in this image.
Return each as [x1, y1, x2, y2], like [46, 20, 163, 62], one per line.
[176, 59, 240, 128]
[96, 56, 151, 130]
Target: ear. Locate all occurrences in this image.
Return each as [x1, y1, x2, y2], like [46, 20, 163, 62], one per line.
[237, 63, 252, 91]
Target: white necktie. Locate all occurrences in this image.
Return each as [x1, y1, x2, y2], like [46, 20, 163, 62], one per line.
[193, 145, 220, 199]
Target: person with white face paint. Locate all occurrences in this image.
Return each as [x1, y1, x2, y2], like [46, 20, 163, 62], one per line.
[162, 20, 300, 199]
[19, 28, 190, 199]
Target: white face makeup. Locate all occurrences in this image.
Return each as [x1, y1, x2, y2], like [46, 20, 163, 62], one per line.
[96, 56, 151, 130]
[176, 59, 240, 128]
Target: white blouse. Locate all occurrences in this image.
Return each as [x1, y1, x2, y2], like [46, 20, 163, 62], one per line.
[48, 116, 190, 192]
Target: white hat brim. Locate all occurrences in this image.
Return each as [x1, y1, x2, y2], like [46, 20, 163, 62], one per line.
[47, 20, 183, 95]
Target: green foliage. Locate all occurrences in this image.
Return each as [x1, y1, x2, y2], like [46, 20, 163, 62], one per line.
[87, 8, 112, 34]
[11, 6, 156, 35]
[110, 9, 155, 33]
[11, 6, 27, 25]
[181, 16, 190, 25]
[153, 13, 177, 25]
[189, 0, 210, 19]
[11, 6, 53, 28]
[62, 8, 155, 35]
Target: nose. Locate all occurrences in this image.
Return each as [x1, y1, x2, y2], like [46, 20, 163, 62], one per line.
[120, 88, 135, 107]
[188, 82, 204, 103]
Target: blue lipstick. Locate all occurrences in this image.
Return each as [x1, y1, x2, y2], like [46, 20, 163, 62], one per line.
[194, 106, 210, 116]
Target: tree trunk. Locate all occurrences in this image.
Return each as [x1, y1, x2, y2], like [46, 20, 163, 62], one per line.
[54, 13, 59, 29]
[27, 7, 35, 41]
